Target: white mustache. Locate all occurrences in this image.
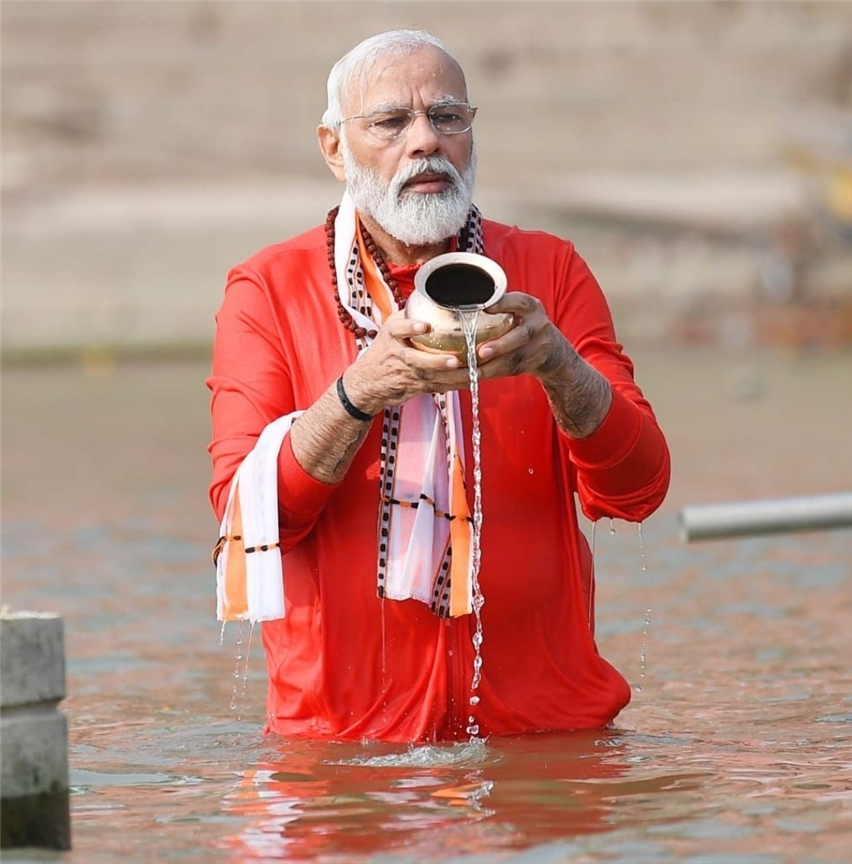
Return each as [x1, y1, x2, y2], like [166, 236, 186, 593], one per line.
[392, 158, 460, 197]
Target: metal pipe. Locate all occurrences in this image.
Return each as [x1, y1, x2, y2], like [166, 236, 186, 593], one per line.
[679, 492, 852, 542]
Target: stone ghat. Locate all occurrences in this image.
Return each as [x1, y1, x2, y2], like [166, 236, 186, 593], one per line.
[3, 1, 850, 192]
[1, 1, 849, 353]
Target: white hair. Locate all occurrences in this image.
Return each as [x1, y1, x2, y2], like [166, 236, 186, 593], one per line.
[321, 30, 456, 129]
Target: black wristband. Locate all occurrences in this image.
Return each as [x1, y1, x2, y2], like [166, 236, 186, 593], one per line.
[336, 376, 375, 422]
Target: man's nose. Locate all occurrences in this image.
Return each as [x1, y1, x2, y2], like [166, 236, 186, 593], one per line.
[404, 111, 442, 157]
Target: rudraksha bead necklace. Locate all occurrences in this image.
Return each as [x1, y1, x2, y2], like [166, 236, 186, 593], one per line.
[325, 206, 407, 340]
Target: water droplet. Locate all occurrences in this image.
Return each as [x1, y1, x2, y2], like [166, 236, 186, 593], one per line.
[469, 695, 480, 706]
[634, 607, 652, 693]
[528, 468, 534, 474]
[227, 621, 255, 714]
[609, 519, 616, 536]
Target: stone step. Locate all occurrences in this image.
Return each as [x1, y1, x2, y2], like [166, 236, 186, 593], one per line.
[2, 0, 849, 189]
[0, 611, 71, 850]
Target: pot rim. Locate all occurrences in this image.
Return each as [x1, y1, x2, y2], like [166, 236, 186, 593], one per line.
[413, 252, 507, 310]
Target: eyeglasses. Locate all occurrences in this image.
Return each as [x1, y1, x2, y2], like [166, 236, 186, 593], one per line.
[339, 104, 478, 141]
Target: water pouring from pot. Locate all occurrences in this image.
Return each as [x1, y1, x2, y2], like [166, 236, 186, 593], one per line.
[407, 252, 514, 363]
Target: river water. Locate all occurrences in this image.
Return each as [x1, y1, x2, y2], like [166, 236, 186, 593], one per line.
[2, 351, 850, 863]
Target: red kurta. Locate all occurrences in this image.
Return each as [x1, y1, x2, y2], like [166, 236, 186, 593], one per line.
[208, 218, 671, 742]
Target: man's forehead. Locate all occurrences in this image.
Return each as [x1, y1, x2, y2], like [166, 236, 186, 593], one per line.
[344, 48, 467, 113]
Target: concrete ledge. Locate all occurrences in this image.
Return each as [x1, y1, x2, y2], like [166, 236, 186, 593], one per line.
[0, 611, 66, 707]
[0, 611, 71, 850]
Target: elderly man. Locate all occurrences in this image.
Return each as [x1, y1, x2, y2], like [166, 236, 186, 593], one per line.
[208, 30, 670, 742]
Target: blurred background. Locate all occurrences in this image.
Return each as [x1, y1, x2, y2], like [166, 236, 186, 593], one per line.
[2, 0, 851, 356]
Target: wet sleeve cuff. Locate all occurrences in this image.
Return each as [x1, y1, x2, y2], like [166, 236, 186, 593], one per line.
[566, 386, 646, 471]
[277, 433, 338, 521]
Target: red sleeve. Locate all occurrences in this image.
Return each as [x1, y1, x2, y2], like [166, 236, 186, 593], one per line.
[206, 269, 337, 549]
[556, 249, 671, 522]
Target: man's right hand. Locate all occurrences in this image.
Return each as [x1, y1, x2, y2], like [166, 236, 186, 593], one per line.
[340, 310, 475, 415]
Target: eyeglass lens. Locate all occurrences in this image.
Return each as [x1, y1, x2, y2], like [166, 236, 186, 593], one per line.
[366, 105, 475, 138]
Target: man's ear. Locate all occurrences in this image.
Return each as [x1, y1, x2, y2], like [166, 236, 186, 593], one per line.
[318, 125, 346, 183]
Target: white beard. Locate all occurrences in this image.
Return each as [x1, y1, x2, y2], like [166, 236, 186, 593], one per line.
[341, 141, 476, 246]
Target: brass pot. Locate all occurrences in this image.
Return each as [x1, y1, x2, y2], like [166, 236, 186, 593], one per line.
[407, 252, 513, 362]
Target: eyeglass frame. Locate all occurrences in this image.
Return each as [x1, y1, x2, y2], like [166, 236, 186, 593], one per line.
[336, 101, 478, 140]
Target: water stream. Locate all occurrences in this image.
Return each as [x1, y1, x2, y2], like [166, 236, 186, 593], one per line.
[460, 310, 486, 739]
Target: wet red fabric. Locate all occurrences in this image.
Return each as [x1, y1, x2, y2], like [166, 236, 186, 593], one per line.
[208, 219, 671, 742]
